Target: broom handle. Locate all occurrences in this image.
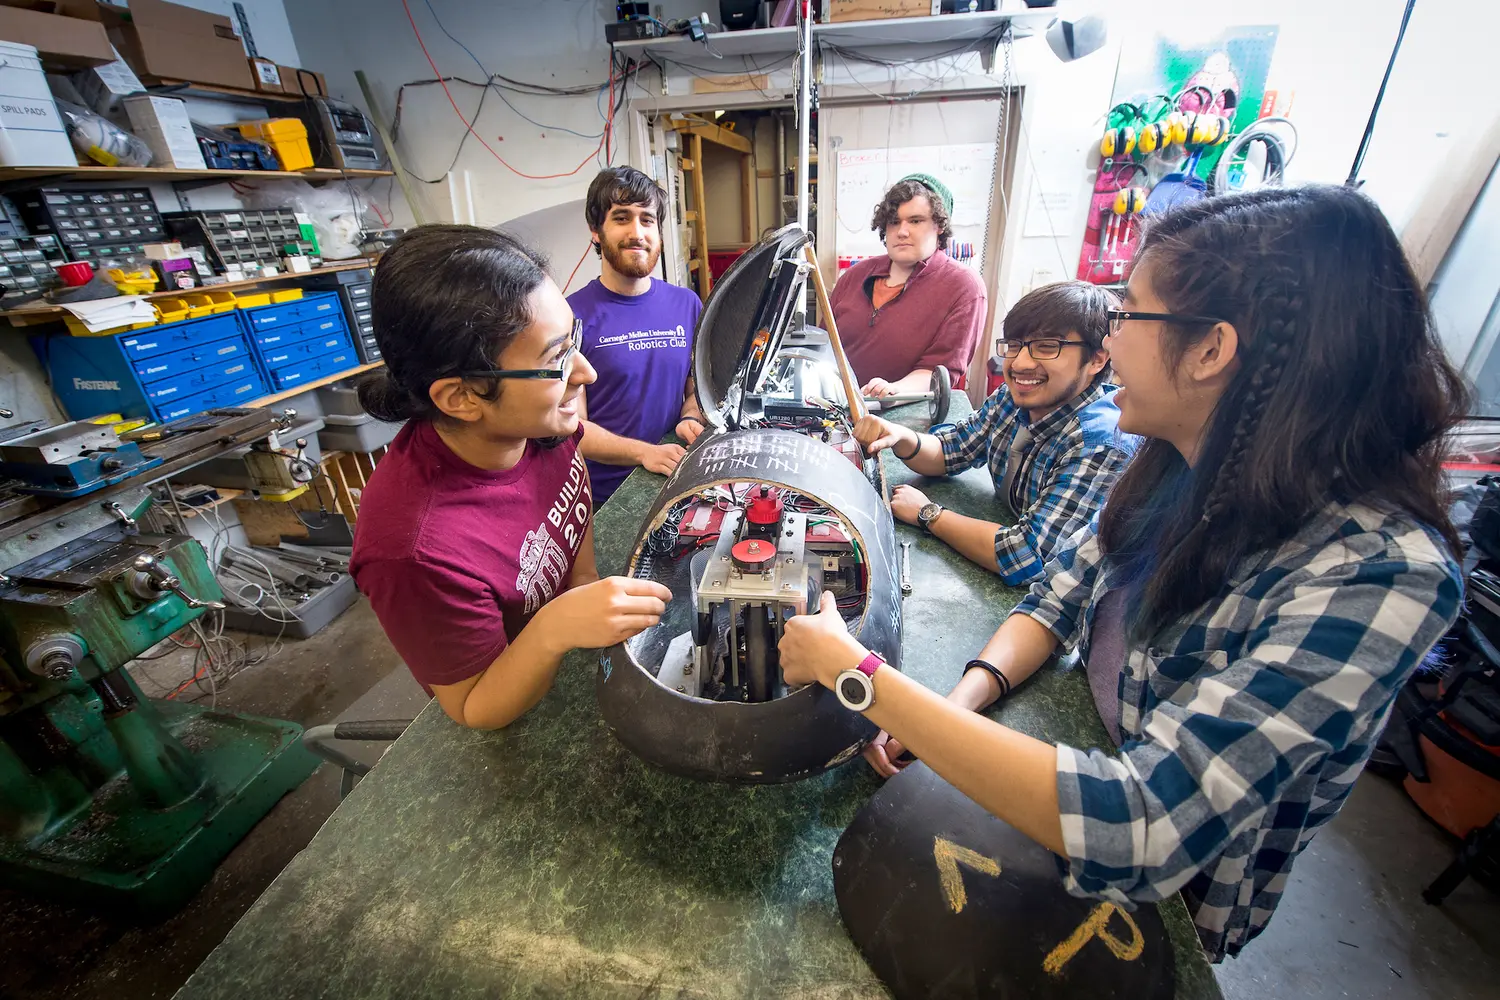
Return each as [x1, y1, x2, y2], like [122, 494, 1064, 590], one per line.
[803, 244, 867, 422]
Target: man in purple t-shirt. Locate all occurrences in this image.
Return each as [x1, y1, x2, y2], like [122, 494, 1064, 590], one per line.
[569, 167, 707, 506]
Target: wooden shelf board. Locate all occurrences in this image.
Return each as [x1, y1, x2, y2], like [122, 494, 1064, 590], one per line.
[172, 489, 245, 518]
[147, 80, 325, 105]
[249, 361, 383, 409]
[0, 258, 380, 325]
[0, 165, 392, 185]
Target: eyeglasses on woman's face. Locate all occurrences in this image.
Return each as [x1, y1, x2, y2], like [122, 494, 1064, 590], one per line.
[1106, 309, 1226, 338]
[461, 317, 582, 381]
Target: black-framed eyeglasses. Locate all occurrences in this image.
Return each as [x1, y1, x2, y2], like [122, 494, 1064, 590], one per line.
[996, 338, 1091, 361]
[1107, 310, 1225, 337]
[461, 318, 581, 381]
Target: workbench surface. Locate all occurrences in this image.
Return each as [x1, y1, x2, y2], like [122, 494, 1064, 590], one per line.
[174, 398, 1222, 1000]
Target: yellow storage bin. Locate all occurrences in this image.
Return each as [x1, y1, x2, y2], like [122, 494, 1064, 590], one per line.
[181, 294, 217, 319]
[154, 298, 192, 325]
[203, 290, 238, 313]
[236, 292, 272, 308]
[64, 316, 133, 337]
[106, 267, 159, 294]
[234, 118, 314, 172]
[270, 288, 303, 303]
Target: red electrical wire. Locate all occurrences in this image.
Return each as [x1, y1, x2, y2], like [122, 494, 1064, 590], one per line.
[563, 240, 592, 294]
[399, 0, 606, 181]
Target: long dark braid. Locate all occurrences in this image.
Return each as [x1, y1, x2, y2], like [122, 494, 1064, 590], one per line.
[1099, 186, 1469, 643]
[1198, 279, 1301, 527]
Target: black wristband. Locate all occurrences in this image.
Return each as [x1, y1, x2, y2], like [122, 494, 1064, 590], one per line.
[679, 415, 705, 427]
[894, 434, 922, 461]
[964, 658, 1012, 699]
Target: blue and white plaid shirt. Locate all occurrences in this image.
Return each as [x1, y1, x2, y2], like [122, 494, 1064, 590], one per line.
[1014, 502, 1463, 960]
[933, 382, 1135, 585]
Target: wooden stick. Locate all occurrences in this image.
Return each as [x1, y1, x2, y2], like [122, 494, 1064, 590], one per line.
[802, 243, 866, 421]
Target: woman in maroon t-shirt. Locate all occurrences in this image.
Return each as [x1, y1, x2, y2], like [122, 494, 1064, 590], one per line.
[349, 225, 672, 729]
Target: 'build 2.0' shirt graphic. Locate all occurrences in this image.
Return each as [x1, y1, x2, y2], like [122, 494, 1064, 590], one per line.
[568, 278, 702, 506]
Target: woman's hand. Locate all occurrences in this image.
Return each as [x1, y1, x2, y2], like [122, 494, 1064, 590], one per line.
[779, 590, 867, 688]
[863, 730, 910, 778]
[538, 576, 671, 651]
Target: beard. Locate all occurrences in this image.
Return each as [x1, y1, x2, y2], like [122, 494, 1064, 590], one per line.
[602, 237, 660, 279]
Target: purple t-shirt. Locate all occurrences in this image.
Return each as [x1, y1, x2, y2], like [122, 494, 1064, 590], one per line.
[349, 422, 591, 695]
[567, 278, 701, 505]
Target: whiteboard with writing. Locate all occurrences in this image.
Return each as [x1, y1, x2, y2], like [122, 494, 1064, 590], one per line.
[833, 144, 996, 272]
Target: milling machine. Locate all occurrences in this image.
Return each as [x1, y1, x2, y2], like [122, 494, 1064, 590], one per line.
[0, 409, 320, 914]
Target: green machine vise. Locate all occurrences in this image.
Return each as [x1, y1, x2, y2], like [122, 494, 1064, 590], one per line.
[0, 490, 318, 915]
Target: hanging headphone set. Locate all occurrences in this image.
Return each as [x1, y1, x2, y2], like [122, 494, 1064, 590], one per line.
[1078, 83, 1294, 286]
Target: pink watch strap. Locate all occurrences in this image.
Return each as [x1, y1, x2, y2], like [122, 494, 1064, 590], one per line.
[855, 652, 885, 678]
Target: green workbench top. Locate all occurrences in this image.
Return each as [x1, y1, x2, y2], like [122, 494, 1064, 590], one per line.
[175, 397, 1221, 1000]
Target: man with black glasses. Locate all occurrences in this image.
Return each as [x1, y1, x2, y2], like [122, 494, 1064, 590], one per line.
[852, 281, 1134, 584]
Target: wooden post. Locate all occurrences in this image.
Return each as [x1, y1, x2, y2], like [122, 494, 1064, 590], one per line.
[740, 152, 754, 244]
[691, 133, 712, 300]
[802, 243, 865, 421]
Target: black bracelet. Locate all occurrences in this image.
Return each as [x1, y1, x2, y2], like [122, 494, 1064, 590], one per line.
[894, 435, 922, 461]
[964, 658, 1012, 699]
[679, 415, 705, 427]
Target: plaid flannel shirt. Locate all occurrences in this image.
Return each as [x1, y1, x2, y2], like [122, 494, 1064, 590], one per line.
[1014, 503, 1463, 960]
[933, 382, 1135, 585]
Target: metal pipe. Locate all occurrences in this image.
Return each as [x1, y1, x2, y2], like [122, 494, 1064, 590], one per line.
[224, 548, 311, 589]
[276, 542, 352, 565]
[795, 0, 813, 232]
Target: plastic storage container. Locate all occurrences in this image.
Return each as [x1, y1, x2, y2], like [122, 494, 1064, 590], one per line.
[316, 381, 365, 418]
[153, 298, 192, 324]
[221, 573, 358, 640]
[318, 414, 403, 453]
[270, 288, 303, 303]
[233, 118, 313, 172]
[0, 42, 77, 167]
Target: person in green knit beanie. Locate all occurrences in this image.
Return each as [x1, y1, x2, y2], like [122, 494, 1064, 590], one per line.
[828, 172, 987, 401]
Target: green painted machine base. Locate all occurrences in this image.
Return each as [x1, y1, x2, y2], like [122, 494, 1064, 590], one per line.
[0, 699, 319, 917]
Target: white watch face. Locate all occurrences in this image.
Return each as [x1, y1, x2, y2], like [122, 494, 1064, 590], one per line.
[836, 668, 874, 711]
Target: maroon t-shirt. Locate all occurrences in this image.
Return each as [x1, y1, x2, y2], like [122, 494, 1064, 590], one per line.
[350, 421, 592, 694]
[829, 250, 987, 387]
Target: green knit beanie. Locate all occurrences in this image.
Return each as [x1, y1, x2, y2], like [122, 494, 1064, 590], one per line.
[897, 172, 954, 217]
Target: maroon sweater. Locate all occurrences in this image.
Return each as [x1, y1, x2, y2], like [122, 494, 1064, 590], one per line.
[829, 250, 986, 387]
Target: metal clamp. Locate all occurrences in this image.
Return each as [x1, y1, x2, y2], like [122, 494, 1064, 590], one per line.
[104, 500, 137, 530]
[131, 554, 226, 611]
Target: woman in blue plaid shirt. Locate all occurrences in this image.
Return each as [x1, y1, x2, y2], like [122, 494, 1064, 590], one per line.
[779, 186, 1467, 961]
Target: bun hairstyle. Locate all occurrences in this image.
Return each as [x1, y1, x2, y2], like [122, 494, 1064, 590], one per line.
[357, 224, 550, 423]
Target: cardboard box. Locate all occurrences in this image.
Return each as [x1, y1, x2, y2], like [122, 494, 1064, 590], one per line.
[124, 93, 206, 168]
[72, 44, 143, 115]
[828, 0, 938, 22]
[249, 57, 282, 94]
[277, 65, 326, 99]
[0, 4, 114, 67]
[95, 0, 254, 91]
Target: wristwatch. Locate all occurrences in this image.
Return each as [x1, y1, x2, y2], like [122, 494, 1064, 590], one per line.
[917, 502, 946, 533]
[835, 651, 885, 711]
